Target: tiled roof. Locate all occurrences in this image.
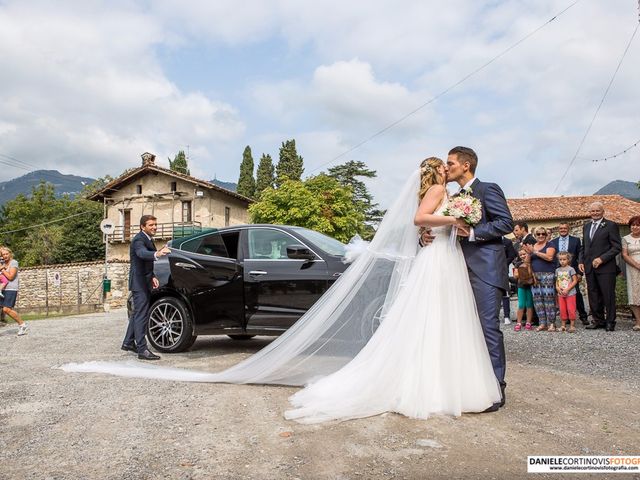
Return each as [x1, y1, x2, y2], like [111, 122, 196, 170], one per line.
[507, 194, 640, 225]
[88, 163, 252, 204]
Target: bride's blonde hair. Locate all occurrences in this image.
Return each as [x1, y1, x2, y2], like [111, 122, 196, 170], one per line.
[418, 157, 445, 200]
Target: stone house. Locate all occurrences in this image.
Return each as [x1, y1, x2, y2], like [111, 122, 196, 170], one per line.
[88, 152, 252, 260]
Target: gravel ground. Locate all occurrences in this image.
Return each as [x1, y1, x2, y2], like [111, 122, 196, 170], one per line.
[502, 312, 640, 391]
[1, 309, 639, 480]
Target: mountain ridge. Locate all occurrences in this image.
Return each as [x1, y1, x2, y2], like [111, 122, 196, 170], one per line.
[0, 170, 96, 205]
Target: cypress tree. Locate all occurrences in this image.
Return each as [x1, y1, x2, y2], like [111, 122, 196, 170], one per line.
[255, 153, 275, 196]
[237, 145, 256, 198]
[168, 150, 190, 175]
[275, 139, 304, 187]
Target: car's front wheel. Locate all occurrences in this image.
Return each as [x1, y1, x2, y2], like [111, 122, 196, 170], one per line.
[147, 297, 197, 353]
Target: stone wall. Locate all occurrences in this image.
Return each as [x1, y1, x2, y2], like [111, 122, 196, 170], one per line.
[16, 260, 131, 315]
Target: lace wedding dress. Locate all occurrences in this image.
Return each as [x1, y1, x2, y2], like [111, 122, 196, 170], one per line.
[283, 199, 501, 423]
[62, 170, 501, 423]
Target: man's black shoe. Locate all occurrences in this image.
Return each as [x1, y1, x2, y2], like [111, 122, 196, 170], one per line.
[605, 324, 616, 332]
[580, 316, 590, 326]
[585, 322, 605, 330]
[138, 349, 161, 360]
[482, 402, 501, 413]
[121, 343, 137, 353]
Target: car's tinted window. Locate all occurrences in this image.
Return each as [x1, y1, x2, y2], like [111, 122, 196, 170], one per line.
[221, 231, 240, 259]
[247, 228, 310, 260]
[180, 232, 229, 258]
[291, 227, 346, 257]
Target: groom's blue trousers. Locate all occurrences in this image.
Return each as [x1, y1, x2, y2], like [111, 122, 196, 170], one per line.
[468, 270, 506, 387]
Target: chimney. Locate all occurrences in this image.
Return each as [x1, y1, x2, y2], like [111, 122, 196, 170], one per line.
[141, 152, 156, 166]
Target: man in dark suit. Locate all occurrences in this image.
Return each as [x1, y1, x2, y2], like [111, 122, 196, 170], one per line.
[501, 236, 518, 323]
[549, 222, 588, 324]
[446, 146, 514, 411]
[122, 214, 171, 360]
[512, 222, 536, 263]
[578, 202, 621, 332]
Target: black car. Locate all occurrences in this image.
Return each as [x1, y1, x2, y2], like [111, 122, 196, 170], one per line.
[142, 225, 348, 353]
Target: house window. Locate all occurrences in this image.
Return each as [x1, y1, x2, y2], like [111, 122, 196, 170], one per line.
[136, 185, 142, 194]
[224, 206, 230, 226]
[182, 201, 192, 222]
[170, 181, 177, 192]
[120, 209, 132, 241]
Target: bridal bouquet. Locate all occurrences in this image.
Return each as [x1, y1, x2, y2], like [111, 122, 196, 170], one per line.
[444, 191, 482, 226]
[443, 191, 483, 246]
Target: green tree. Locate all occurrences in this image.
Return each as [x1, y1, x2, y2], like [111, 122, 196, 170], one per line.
[53, 199, 104, 264]
[168, 150, 190, 175]
[0, 182, 104, 266]
[275, 139, 304, 187]
[255, 153, 275, 196]
[249, 174, 364, 243]
[327, 160, 383, 239]
[0, 183, 68, 265]
[236, 145, 256, 198]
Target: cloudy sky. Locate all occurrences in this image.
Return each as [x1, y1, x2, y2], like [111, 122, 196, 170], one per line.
[0, 0, 638, 207]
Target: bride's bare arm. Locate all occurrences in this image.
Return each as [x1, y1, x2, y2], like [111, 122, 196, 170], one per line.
[414, 185, 457, 227]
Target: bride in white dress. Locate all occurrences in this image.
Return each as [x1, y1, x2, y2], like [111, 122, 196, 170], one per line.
[284, 157, 501, 423]
[62, 157, 501, 423]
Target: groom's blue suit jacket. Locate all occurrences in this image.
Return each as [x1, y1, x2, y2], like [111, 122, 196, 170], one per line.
[459, 178, 514, 292]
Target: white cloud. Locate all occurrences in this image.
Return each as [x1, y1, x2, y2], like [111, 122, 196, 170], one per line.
[0, 1, 245, 181]
[251, 59, 437, 147]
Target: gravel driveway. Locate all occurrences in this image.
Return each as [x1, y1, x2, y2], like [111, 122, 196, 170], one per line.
[1, 310, 639, 479]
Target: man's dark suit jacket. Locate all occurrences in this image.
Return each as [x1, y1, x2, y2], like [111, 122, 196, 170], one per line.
[459, 178, 514, 291]
[579, 218, 621, 275]
[502, 237, 517, 267]
[549, 235, 582, 270]
[129, 231, 157, 292]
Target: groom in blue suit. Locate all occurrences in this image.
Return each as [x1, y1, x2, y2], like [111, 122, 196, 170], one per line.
[446, 146, 514, 411]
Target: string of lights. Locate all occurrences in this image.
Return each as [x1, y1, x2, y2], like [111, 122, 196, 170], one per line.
[581, 138, 640, 163]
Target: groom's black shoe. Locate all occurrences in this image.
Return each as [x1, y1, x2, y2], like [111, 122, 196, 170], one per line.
[138, 349, 161, 361]
[121, 343, 136, 353]
[483, 386, 506, 413]
[482, 402, 501, 413]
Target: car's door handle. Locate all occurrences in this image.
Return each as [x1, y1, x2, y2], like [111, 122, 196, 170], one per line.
[333, 272, 342, 277]
[249, 270, 268, 276]
[175, 262, 197, 270]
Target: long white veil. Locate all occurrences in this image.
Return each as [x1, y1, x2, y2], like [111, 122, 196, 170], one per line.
[62, 170, 422, 386]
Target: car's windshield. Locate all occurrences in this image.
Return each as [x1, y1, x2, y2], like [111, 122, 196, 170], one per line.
[291, 227, 346, 257]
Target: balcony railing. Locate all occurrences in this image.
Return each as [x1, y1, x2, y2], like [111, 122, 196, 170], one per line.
[107, 221, 203, 243]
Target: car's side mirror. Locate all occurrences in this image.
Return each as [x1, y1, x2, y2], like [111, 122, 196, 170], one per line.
[286, 245, 316, 260]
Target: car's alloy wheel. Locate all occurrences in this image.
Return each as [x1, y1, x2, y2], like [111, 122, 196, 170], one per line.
[147, 297, 197, 353]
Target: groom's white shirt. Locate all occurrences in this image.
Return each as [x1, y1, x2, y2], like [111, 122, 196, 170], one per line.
[459, 177, 477, 242]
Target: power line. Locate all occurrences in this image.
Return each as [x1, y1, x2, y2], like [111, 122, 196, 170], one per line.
[553, 20, 639, 193]
[0, 153, 93, 188]
[0, 211, 95, 235]
[579, 137, 640, 162]
[309, 0, 581, 173]
[0, 152, 40, 171]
